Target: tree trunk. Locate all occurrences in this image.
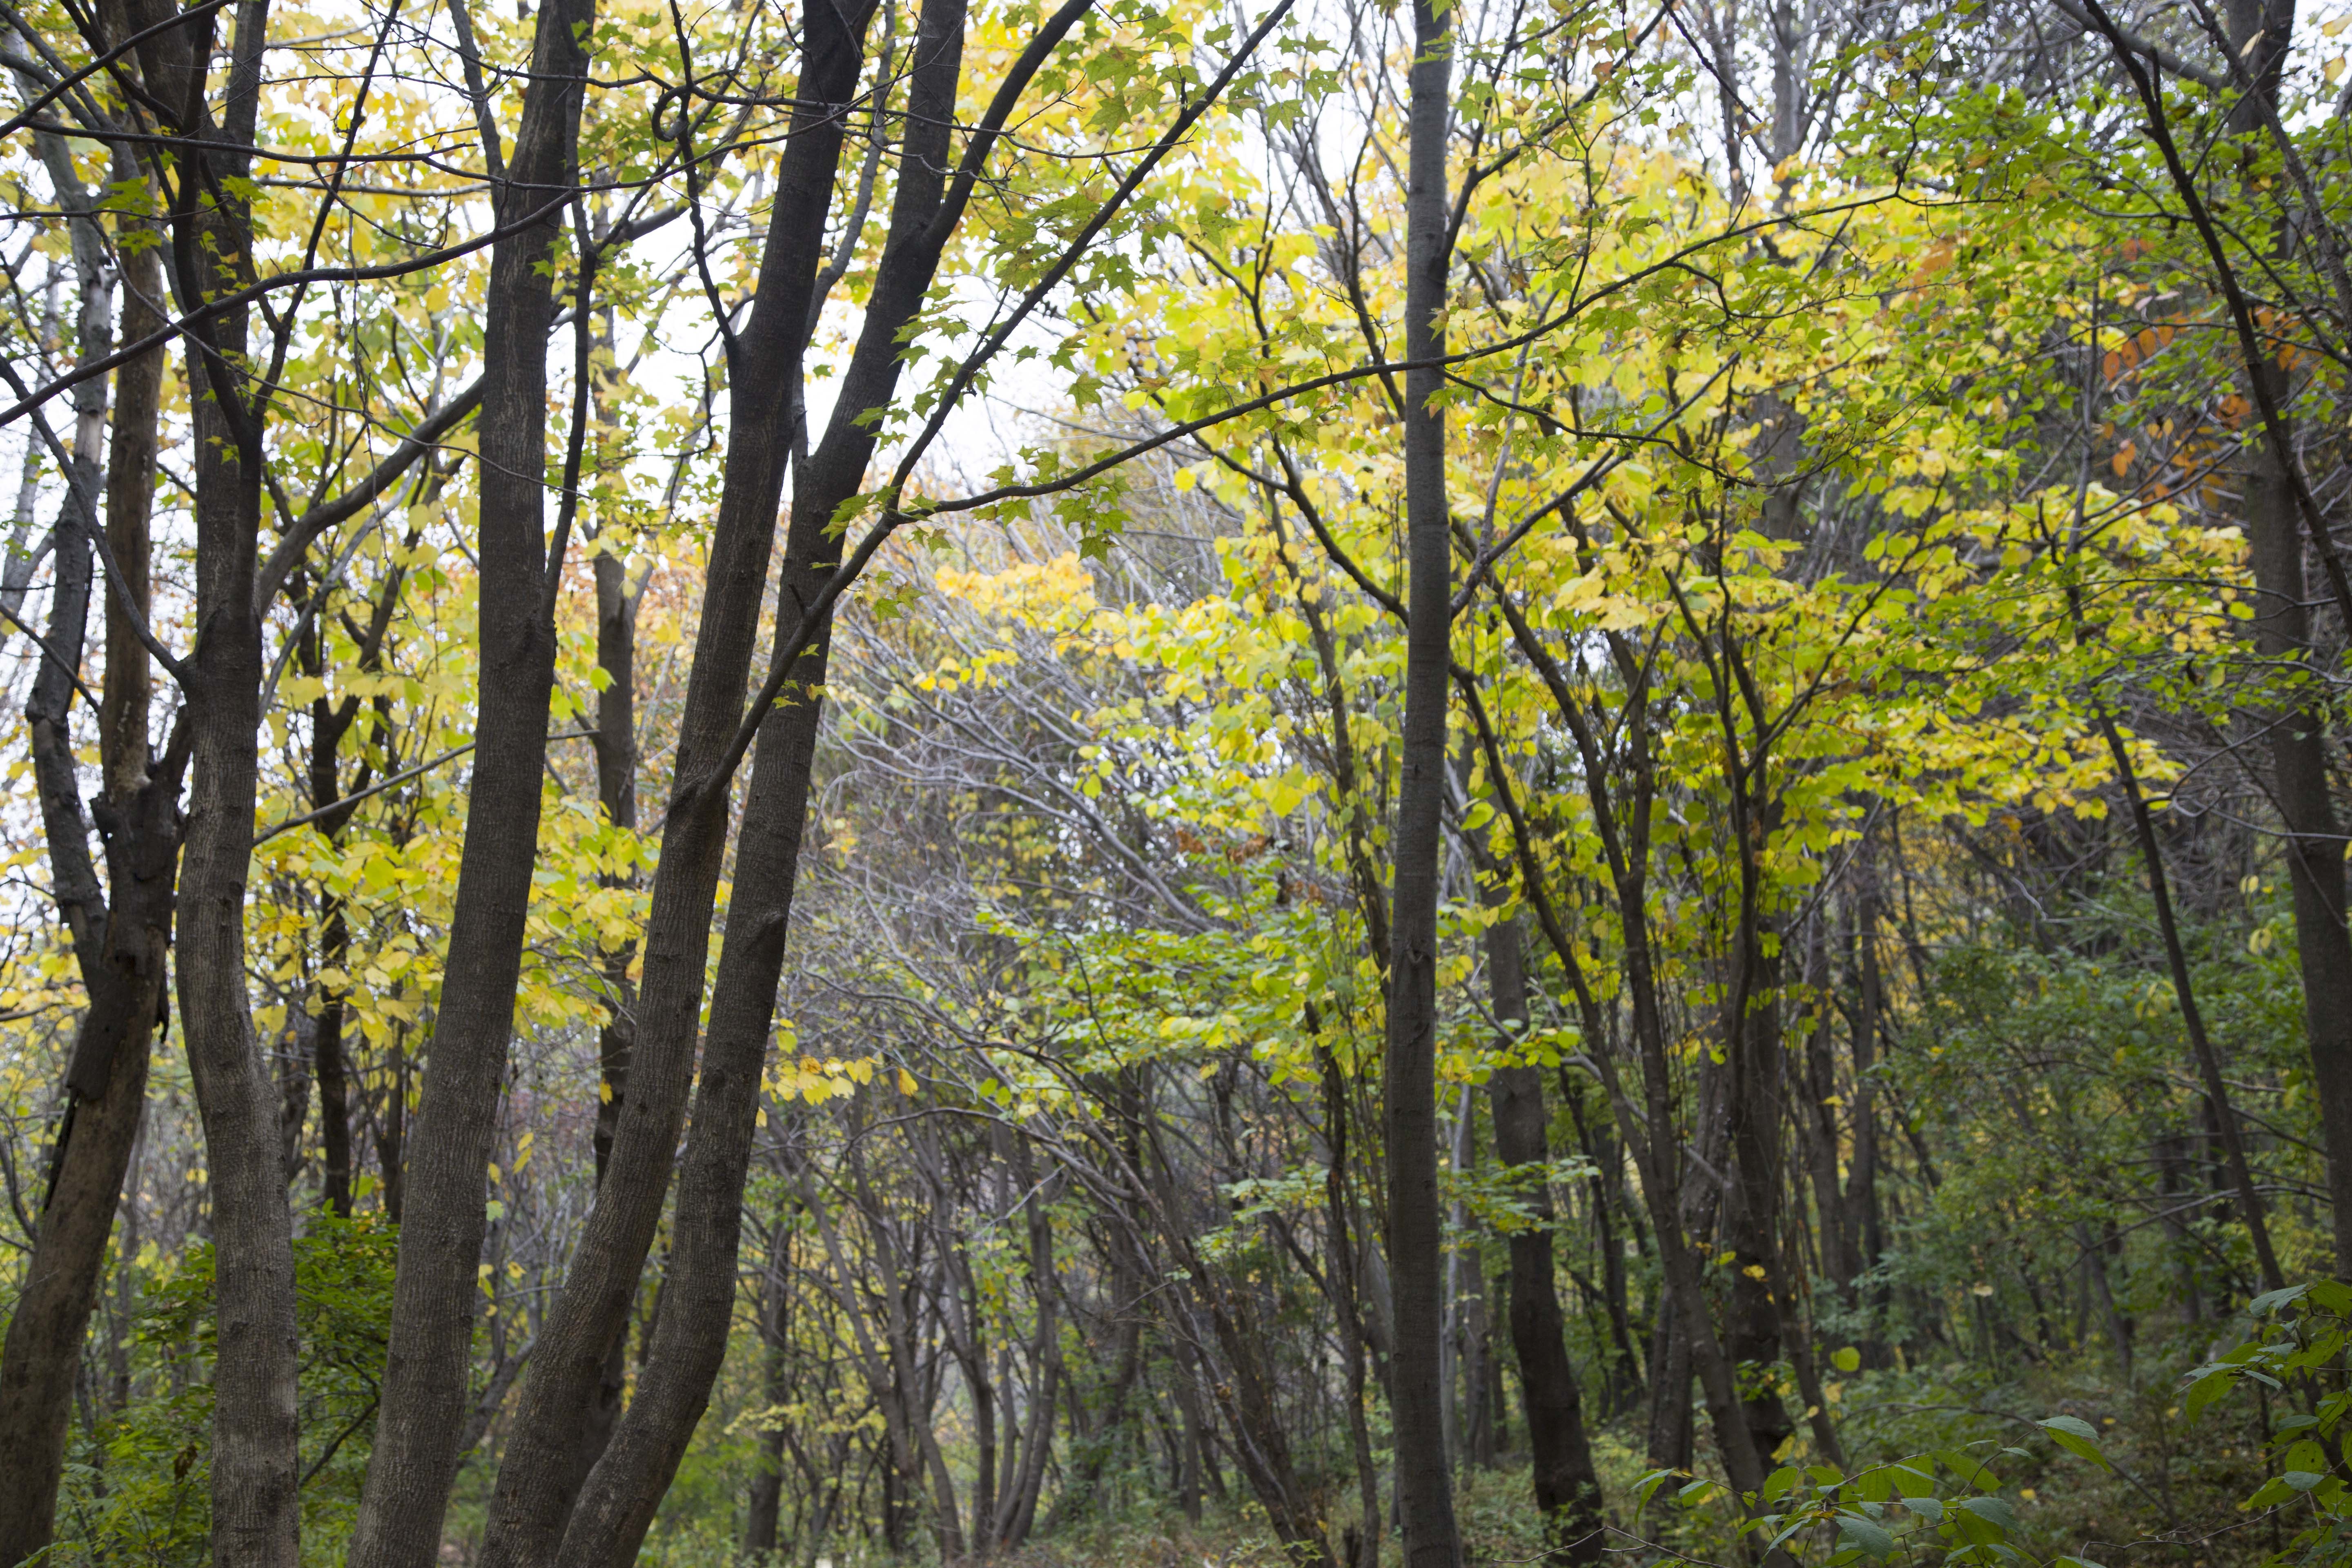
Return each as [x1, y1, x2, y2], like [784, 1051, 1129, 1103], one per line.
[0, 86, 180, 1564]
[1320, 1040, 1382, 1568]
[742, 1211, 791, 1560]
[1387, 0, 1461, 1556]
[1483, 912, 1605, 1563]
[1561, 1079, 1643, 1409]
[1846, 869, 1887, 1359]
[1643, 1281, 1693, 1476]
[347, 0, 595, 1556]
[2243, 427, 2352, 1271]
[1723, 921, 1794, 1468]
[2092, 704, 2285, 1291]
[538, 0, 1114, 1554]
[122, 0, 304, 1556]
[470, 2, 882, 1550]
[314, 901, 354, 1218]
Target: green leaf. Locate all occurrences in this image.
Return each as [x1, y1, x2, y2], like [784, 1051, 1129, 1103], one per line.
[1837, 1513, 1898, 1560]
[1831, 1345, 1862, 1373]
[1935, 1449, 2000, 1491]
[1957, 1494, 2021, 1533]
[2183, 1364, 2238, 1419]
[2037, 1414, 2113, 1470]
[2250, 1283, 2311, 1317]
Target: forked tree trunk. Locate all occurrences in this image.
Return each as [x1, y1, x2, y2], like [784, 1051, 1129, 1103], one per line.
[117, 0, 305, 1557]
[0, 78, 179, 1565]
[471, 3, 884, 1555]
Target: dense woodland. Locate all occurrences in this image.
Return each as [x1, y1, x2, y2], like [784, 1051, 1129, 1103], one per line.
[0, 0, 2350, 1560]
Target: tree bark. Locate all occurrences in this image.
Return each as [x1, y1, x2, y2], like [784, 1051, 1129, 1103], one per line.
[0, 84, 153, 1566]
[1722, 919, 1794, 1468]
[2093, 706, 2285, 1292]
[1319, 1038, 1382, 1568]
[471, 3, 883, 1553]
[1483, 912, 1605, 1563]
[2240, 401, 2352, 1272]
[116, 0, 305, 1556]
[0, 272, 183, 1559]
[1846, 868, 1887, 1358]
[347, 0, 596, 1556]
[1386, 0, 1461, 1557]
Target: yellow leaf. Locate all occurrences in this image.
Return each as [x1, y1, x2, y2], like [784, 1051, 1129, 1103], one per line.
[898, 1068, 918, 1096]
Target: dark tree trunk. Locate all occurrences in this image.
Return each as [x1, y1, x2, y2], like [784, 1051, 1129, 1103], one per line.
[1561, 1079, 1643, 1409]
[1723, 918, 1794, 1468]
[2092, 705, 2285, 1291]
[742, 1213, 791, 1559]
[347, 0, 595, 1556]
[120, 0, 304, 1556]
[0, 428, 184, 1566]
[314, 902, 354, 1217]
[1643, 1281, 1693, 1476]
[2243, 430, 2352, 1270]
[0, 90, 176, 1565]
[1387, 0, 1461, 1557]
[472, 1, 886, 1555]
[1320, 1038, 1382, 1568]
[590, 545, 638, 1180]
[1483, 912, 1605, 1563]
[1846, 871, 1887, 1359]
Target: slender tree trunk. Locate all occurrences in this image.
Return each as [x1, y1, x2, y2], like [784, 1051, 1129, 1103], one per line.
[742, 1210, 791, 1560]
[1561, 1080, 1642, 1408]
[590, 545, 638, 1179]
[1643, 1281, 1693, 1476]
[1387, 0, 1461, 1556]
[1723, 919, 1794, 1468]
[0, 470, 183, 1567]
[471, 5, 882, 1552]
[574, 489, 643, 1484]
[2241, 420, 2352, 1272]
[1320, 1039, 1382, 1568]
[122, 0, 304, 1555]
[1846, 871, 1887, 1359]
[995, 1170, 1060, 1553]
[99, 149, 161, 809]
[0, 92, 176, 1565]
[1483, 912, 1604, 1563]
[1801, 919, 1856, 1297]
[314, 901, 354, 1217]
[348, 0, 595, 1557]
[2093, 706, 2285, 1291]
[541, 2, 1110, 1555]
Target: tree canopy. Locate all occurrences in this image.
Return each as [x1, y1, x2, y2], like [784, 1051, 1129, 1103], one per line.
[1, 0, 2351, 1561]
